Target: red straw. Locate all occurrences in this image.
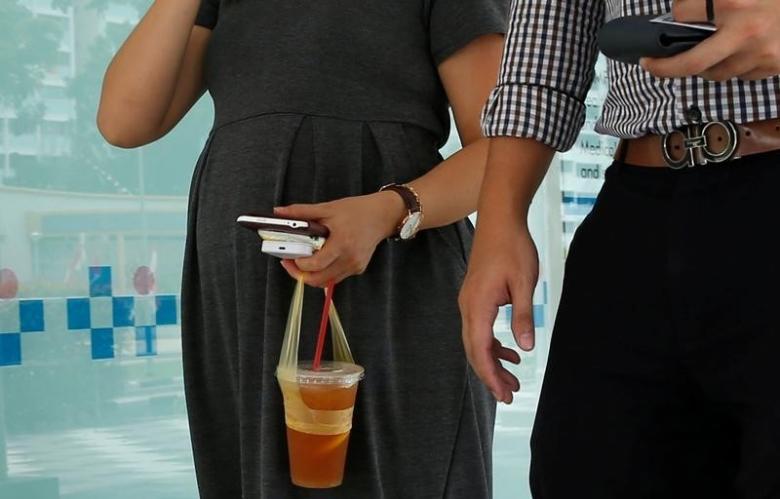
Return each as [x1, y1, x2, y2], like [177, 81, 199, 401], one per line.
[312, 280, 335, 371]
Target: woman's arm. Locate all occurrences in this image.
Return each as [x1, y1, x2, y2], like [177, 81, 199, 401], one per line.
[407, 33, 505, 230]
[97, 0, 211, 148]
[275, 34, 506, 286]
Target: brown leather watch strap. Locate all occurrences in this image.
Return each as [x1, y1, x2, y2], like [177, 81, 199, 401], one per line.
[380, 183, 421, 214]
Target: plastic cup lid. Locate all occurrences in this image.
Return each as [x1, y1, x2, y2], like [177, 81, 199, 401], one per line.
[276, 360, 364, 385]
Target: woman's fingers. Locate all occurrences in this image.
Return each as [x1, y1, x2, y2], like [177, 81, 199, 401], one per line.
[279, 259, 301, 279]
[273, 202, 331, 221]
[304, 264, 348, 288]
[295, 244, 339, 273]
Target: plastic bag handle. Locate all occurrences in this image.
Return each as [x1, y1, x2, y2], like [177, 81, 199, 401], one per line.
[278, 275, 305, 370]
[329, 301, 354, 364]
[277, 275, 354, 369]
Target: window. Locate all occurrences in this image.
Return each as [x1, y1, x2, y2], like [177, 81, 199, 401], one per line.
[1, 2, 203, 497]
[0, 2, 615, 498]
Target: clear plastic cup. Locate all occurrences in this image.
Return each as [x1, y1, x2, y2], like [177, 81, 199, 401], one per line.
[276, 361, 365, 488]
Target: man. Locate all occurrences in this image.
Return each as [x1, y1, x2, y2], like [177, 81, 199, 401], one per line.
[460, 0, 780, 497]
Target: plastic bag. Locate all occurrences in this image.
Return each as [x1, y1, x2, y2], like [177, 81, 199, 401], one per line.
[278, 275, 354, 373]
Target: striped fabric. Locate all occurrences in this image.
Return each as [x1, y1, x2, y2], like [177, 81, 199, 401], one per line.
[482, 0, 780, 151]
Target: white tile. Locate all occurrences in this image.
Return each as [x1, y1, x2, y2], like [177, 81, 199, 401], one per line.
[44, 298, 67, 333]
[0, 299, 20, 333]
[113, 327, 136, 359]
[134, 296, 156, 326]
[90, 297, 113, 329]
[156, 325, 182, 355]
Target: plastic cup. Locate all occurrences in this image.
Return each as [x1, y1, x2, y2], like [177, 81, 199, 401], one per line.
[276, 360, 365, 488]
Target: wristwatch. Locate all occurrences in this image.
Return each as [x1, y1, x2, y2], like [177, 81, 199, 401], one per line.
[379, 183, 423, 240]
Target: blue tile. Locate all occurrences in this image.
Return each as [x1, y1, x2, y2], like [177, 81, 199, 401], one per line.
[67, 298, 91, 330]
[0, 333, 22, 366]
[112, 296, 135, 327]
[19, 300, 45, 333]
[89, 266, 112, 297]
[91, 328, 114, 359]
[155, 295, 177, 325]
[135, 326, 157, 357]
[533, 304, 545, 328]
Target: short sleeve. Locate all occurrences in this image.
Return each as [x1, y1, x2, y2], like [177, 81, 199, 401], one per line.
[428, 0, 510, 66]
[194, 0, 219, 30]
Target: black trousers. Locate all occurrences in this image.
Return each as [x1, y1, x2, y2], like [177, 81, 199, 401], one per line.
[530, 151, 780, 499]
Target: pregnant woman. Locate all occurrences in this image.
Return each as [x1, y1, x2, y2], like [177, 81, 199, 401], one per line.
[97, 0, 509, 497]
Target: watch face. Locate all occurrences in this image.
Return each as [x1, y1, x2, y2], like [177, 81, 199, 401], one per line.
[400, 212, 423, 240]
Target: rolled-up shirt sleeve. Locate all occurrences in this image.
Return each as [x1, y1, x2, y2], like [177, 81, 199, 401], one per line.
[481, 0, 605, 152]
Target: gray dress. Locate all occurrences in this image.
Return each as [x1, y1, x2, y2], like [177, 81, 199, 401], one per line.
[182, 1, 508, 497]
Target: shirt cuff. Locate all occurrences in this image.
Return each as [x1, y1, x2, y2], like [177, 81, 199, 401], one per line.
[480, 83, 586, 153]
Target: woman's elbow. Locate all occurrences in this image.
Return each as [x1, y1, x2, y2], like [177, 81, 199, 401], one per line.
[96, 108, 156, 149]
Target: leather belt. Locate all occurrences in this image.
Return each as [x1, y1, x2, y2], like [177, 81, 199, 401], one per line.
[617, 118, 780, 168]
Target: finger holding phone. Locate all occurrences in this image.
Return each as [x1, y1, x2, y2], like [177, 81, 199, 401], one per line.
[274, 192, 407, 288]
[641, 0, 780, 80]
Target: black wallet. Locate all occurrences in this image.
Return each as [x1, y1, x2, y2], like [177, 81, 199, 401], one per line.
[598, 15, 713, 65]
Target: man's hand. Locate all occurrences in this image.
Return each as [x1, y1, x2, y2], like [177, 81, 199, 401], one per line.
[459, 137, 553, 404]
[459, 225, 537, 404]
[642, 0, 780, 80]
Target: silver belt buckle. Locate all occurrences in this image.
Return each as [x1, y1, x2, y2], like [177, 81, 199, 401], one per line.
[661, 120, 740, 169]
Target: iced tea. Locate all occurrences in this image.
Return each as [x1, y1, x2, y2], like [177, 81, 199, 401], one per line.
[277, 361, 364, 488]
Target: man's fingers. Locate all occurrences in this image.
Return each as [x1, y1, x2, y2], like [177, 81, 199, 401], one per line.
[700, 50, 755, 81]
[493, 338, 521, 364]
[469, 340, 510, 402]
[510, 279, 536, 352]
[738, 67, 777, 81]
[641, 28, 741, 78]
[497, 365, 521, 395]
[671, 0, 707, 24]
[461, 297, 506, 401]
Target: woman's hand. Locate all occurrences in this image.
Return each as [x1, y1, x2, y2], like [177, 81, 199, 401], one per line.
[274, 191, 406, 287]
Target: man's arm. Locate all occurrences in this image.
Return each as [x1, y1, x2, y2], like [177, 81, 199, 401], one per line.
[459, 138, 552, 403]
[642, 0, 780, 80]
[460, 0, 605, 403]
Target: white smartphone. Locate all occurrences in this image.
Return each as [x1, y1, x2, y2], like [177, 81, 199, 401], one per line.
[261, 240, 315, 259]
[237, 213, 328, 260]
[256, 230, 326, 250]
